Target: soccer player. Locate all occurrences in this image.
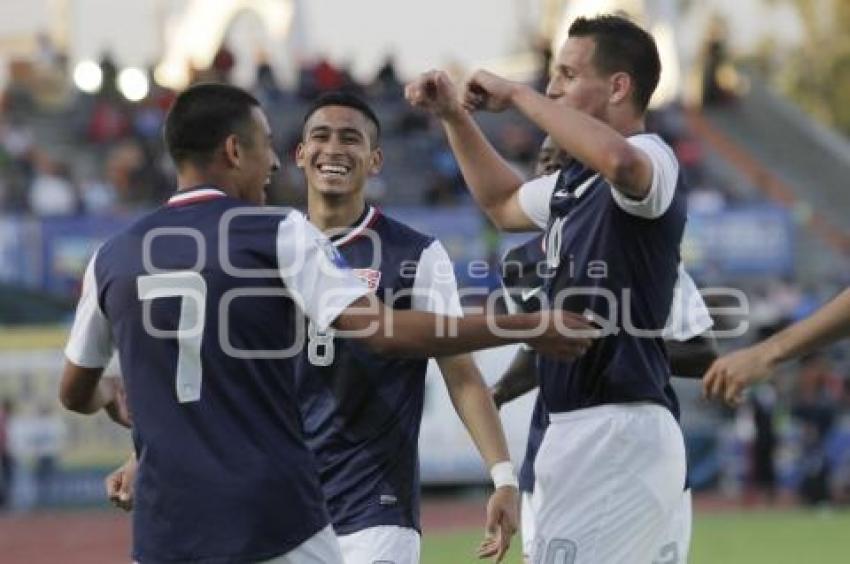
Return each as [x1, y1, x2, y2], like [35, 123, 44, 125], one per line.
[407, 14, 694, 562]
[494, 140, 717, 563]
[704, 287, 850, 405]
[106, 92, 522, 563]
[59, 83, 592, 564]
[293, 92, 519, 563]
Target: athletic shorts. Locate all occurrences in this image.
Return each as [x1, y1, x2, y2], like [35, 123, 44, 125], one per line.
[259, 525, 344, 564]
[530, 403, 686, 564]
[337, 525, 420, 564]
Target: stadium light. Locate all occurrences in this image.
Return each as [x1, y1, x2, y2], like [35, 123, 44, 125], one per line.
[73, 60, 103, 94]
[118, 67, 150, 102]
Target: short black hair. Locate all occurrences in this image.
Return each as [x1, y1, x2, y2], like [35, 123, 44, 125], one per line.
[302, 91, 381, 147]
[164, 83, 260, 167]
[568, 14, 661, 112]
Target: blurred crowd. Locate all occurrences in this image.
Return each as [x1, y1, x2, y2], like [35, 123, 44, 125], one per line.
[1, 42, 518, 215]
[0, 37, 752, 218]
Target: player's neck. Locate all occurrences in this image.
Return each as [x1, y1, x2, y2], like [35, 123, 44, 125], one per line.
[176, 167, 239, 198]
[609, 111, 646, 138]
[308, 194, 367, 232]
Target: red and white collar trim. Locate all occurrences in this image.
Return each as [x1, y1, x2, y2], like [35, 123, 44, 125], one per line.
[332, 206, 380, 247]
[167, 188, 227, 207]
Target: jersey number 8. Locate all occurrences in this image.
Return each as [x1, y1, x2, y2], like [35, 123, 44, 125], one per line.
[307, 321, 335, 366]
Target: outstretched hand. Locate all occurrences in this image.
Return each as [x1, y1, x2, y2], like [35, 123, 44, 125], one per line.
[528, 310, 597, 361]
[703, 343, 777, 405]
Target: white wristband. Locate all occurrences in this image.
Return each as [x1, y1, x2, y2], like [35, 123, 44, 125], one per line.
[490, 461, 519, 489]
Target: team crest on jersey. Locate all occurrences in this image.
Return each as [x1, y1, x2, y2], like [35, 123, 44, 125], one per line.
[318, 239, 347, 268]
[352, 268, 381, 292]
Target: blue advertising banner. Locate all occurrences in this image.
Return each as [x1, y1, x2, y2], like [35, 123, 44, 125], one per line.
[682, 206, 794, 278]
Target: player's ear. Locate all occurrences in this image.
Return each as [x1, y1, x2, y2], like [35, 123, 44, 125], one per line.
[294, 142, 307, 169]
[609, 72, 632, 106]
[368, 147, 384, 175]
[223, 134, 241, 168]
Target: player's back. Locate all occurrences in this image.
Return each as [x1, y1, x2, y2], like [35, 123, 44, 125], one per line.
[94, 190, 329, 562]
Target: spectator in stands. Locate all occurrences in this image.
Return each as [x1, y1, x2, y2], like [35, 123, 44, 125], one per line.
[254, 54, 285, 106]
[700, 17, 737, 107]
[98, 52, 120, 101]
[371, 54, 403, 100]
[0, 117, 36, 211]
[211, 44, 236, 83]
[793, 354, 842, 504]
[0, 398, 15, 509]
[30, 404, 65, 506]
[87, 97, 129, 145]
[29, 157, 81, 216]
[312, 57, 345, 93]
[749, 384, 778, 505]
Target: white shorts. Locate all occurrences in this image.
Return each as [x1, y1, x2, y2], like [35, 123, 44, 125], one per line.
[653, 488, 692, 564]
[531, 403, 687, 564]
[521, 491, 537, 562]
[337, 525, 420, 564]
[259, 525, 344, 564]
[524, 485, 691, 564]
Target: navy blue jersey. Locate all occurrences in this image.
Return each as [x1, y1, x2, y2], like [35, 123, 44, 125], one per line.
[294, 205, 462, 535]
[64, 187, 368, 563]
[517, 134, 686, 417]
[503, 184, 713, 491]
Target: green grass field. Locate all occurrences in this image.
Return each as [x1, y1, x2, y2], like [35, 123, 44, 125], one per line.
[421, 509, 850, 563]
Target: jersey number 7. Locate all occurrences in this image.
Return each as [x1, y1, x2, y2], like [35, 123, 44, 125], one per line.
[137, 271, 207, 403]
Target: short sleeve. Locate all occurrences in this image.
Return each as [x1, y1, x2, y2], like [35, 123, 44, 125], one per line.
[64, 250, 114, 368]
[663, 264, 714, 341]
[611, 134, 679, 219]
[517, 171, 558, 229]
[411, 240, 463, 316]
[276, 211, 369, 331]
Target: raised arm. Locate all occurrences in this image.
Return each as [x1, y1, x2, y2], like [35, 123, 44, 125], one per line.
[704, 288, 850, 404]
[405, 71, 536, 231]
[463, 71, 655, 200]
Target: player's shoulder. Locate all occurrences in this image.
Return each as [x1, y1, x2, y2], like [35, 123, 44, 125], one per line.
[629, 132, 677, 162]
[98, 201, 299, 269]
[374, 211, 436, 253]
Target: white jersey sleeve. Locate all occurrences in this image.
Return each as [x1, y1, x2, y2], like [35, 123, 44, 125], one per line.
[663, 264, 714, 341]
[411, 240, 463, 316]
[276, 211, 369, 331]
[611, 134, 679, 219]
[517, 171, 559, 229]
[64, 250, 114, 368]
